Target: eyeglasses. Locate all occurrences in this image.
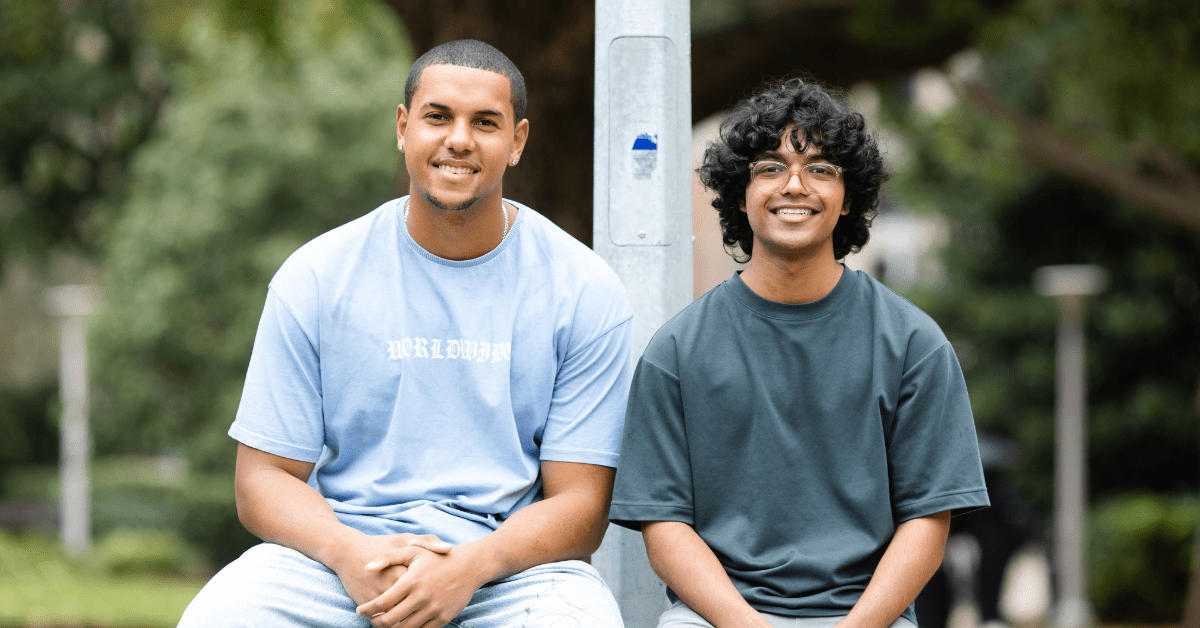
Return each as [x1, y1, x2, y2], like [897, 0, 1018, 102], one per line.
[748, 160, 843, 195]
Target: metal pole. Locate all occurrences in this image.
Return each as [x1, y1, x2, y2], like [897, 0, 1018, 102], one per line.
[1054, 294, 1088, 628]
[45, 284, 98, 557]
[593, 0, 692, 625]
[1034, 265, 1106, 628]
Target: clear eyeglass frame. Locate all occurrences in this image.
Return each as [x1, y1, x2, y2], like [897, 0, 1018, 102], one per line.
[748, 160, 844, 195]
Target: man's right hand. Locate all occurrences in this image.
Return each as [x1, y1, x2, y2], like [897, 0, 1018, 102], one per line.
[330, 533, 453, 608]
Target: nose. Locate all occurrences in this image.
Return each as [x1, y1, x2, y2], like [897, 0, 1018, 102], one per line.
[780, 169, 812, 196]
[445, 119, 473, 152]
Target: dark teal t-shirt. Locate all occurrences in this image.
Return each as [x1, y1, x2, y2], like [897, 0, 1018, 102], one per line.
[610, 268, 989, 622]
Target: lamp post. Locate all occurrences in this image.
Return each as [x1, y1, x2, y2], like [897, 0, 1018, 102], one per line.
[45, 284, 98, 557]
[1034, 265, 1107, 628]
[593, 0, 692, 624]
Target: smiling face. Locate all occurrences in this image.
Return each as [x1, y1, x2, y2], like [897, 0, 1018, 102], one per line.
[742, 126, 848, 262]
[396, 64, 528, 213]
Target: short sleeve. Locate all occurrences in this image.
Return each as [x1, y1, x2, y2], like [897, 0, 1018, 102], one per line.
[609, 353, 695, 529]
[538, 318, 633, 468]
[227, 287, 326, 463]
[888, 341, 990, 521]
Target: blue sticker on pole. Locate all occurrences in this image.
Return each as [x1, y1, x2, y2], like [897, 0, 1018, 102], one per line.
[631, 133, 658, 180]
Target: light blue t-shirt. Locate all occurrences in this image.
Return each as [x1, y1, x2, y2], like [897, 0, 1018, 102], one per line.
[230, 197, 633, 545]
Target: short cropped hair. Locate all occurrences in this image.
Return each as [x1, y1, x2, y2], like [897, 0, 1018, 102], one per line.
[405, 39, 528, 121]
[697, 78, 888, 261]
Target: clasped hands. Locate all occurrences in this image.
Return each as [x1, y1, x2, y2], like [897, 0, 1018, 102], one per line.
[335, 532, 483, 628]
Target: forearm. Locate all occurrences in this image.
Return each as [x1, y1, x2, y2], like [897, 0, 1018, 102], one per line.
[643, 521, 773, 628]
[450, 461, 613, 585]
[234, 443, 363, 571]
[838, 511, 951, 628]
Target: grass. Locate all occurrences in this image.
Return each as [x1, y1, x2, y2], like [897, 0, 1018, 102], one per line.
[0, 457, 233, 627]
[0, 532, 206, 627]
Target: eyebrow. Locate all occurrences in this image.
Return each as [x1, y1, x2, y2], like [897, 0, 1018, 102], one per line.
[426, 101, 506, 119]
[756, 150, 833, 162]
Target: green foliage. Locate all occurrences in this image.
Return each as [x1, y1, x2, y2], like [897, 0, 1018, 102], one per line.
[94, 527, 201, 576]
[881, 3, 1200, 620]
[175, 477, 261, 567]
[7, 459, 259, 572]
[0, 530, 204, 627]
[905, 174, 1200, 518]
[1088, 493, 1198, 623]
[0, 0, 165, 267]
[0, 383, 59, 489]
[976, 0, 1200, 162]
[889, 0, 1200, 523]
[848, 0, 990, 50]
[90, 0, 410, 470]
[89, 462, 256, 567]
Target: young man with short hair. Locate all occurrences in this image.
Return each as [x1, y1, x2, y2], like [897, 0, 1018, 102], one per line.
[609, 78, 989, 628]
[179, 39, 631, 628]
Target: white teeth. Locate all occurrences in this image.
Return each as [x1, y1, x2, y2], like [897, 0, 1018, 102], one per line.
[438, 165, 474, 175]
[777, 208, 813, 215]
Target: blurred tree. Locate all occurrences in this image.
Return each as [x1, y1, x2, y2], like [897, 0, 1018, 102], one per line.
[90, 0, 410, 470]
[0, 0, 167, 486]
[887, 0, 1200, 506]
[953, 0, 1200, 233]
[882, 0, 1200, 619]
[902, 172, 1200, 516]
[0, 0, 166, 268]
[0, 383, 58, 490]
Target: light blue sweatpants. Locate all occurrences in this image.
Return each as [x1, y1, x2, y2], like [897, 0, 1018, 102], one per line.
[177, 543, 623, 628]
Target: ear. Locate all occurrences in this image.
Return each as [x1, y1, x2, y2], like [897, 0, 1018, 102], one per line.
[509, 118, 530, 165]
[396, 104, 409, 150]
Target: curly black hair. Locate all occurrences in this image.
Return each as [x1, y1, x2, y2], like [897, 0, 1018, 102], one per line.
[697, 78, 889, 261]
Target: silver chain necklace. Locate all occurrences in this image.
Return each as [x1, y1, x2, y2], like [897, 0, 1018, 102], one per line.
[404, 199, 509, 239]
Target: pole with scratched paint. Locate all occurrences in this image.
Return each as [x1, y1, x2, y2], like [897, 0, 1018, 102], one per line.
[593, 0, 692, 625]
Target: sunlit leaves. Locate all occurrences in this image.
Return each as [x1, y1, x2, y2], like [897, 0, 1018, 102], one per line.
[91, 0, 410, 469]
[0, 0, 163, 265]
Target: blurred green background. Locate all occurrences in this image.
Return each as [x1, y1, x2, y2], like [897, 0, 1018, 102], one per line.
[1, 0, 1197, 625]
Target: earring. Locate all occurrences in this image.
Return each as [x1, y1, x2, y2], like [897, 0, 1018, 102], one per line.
[398, 143, 404, 151]
[511, 159, 517, 166]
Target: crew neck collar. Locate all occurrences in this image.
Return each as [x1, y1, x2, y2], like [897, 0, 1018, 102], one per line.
[726, 266, 857, 321]
[395, 196, 524, 268]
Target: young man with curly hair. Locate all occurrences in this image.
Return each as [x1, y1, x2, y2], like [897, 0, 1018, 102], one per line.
[609, 78, 990, 628]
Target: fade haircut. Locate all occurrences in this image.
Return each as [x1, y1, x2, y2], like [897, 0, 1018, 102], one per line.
[697, 78, 889, 261]
[404, 39, 528, 121]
